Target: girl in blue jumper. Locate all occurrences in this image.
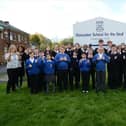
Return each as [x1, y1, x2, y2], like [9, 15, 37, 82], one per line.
[93, 48, 110, 93]
[43, 54, 56, 93]
[26, 51, 41, 94]
[79, 52, 91, 93]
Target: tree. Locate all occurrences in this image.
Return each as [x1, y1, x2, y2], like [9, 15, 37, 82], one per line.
[29, 34, 41, 47]
[60, 37, 73, 46]
[29, 33, 52, 49]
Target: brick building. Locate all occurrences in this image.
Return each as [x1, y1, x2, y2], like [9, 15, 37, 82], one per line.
[0, 20, 29, 64]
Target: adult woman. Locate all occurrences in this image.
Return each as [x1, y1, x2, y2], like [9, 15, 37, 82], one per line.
[5, 44, 19, 93]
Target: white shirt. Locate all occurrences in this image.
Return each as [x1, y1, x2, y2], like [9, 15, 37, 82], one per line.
[98, 53, 103, 59]
[5, 53, 19, 69]
[29, 58, 34, 63]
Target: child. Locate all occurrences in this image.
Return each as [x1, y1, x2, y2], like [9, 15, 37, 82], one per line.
[79, 52, 91, 93]
[69, 51, 80, 90]
[55, 46, 71, 91]
[17, 45, 25, 88]
[122, 45, 126, 89]
[108, 45, 121, 89]
[93, 48, 110, 93]
[38, 50, 46, 92]
[88, 49, 95, 89]
[26, 51, 41, 94]
[43, 54, 56, 93]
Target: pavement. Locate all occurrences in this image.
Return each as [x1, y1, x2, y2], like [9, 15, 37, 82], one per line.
[0, 64, 6, 73]
[0, 64, 8, 83]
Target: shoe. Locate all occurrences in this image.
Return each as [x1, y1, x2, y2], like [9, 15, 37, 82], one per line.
[82, 90, 85, 93]
[85, 90, 88, 93]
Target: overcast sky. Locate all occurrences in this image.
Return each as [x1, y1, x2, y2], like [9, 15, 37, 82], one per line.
[0, 0, 126, 41]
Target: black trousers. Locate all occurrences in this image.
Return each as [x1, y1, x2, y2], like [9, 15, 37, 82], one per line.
[122, 70, 126, 89]
[89, 69, 95, 89]
[7, 68, 18, 93]
[26, 70, 30, 88]
[81, 71, 90, 91]
[17, 67, 24, 87]
[57, 70, 68, 91]
[96, 71, 106, 92]
[118, 66, 123, 87]
[29, 74, 39, 94]
[39, 74, 46, 92]
[108, 70, 120, 89]
[45, 74, 56, 93]
[69, 69, 80, 90]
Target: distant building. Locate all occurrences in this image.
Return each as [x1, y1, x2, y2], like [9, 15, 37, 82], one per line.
[0, 20, 29, 64]
[73, 17, 126, 45]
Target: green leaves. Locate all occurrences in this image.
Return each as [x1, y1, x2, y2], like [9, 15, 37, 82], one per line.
[29, 33, 52, 49]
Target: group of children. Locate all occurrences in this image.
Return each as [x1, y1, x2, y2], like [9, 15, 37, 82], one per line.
[5, 39, 126, 94]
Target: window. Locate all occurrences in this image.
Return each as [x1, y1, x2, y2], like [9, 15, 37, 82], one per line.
[4, 31, 8, 39]
[21, 35, 24, 41]
[18, 34, 21, 42]
[13, 33, 17, 41]
[0, 32, 3, 39]
[10, 32, 13, 40]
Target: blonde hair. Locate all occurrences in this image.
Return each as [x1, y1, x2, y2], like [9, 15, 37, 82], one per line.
[8, 44, 17, 53]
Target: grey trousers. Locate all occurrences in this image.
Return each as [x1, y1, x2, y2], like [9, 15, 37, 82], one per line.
[46, 82, 56, 93]
[95, 71, 106, 92]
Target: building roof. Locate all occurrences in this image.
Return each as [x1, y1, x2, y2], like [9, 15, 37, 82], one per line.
[0, 20, 29, 35]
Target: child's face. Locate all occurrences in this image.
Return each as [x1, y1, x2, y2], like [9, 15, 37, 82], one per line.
[73, 52, 77, 57]
[34, 49, 39, 55]
[47, 55, 51, 60]
[60, 47, 65, 53]
[19, 47, 23, 52]
[30, 52, 34, 58]
[98, 48, 104, 54]
[39, 52, 44, 57]
[46, 47, 50, 51]
[88, 52, 93, 56]
[112, 47, 117, 52]
[82, 54, 86, 58]
[108, 42, 112, 47]
[99, 42, 104, 47]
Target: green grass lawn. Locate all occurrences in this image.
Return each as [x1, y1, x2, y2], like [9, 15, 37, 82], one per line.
[0, 83, 126, 126]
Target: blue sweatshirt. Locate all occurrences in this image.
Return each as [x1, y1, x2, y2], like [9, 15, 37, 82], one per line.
[43, 59, 55, 74]
[26, 58, 41, 75]
[92, 53, 110, 71]
[37, 56, 46, 74]
[54, 53, 71, 70]
[79, 59, 91, 72]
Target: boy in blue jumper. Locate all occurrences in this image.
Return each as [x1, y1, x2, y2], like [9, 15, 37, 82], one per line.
[93, 48, 110, 93]
[38, 51, 46, 92]
[43, 54, 56, 93]
[79, 52, 91, 93]
[26, 51, 41, 94]
[55, 46, 71, 91]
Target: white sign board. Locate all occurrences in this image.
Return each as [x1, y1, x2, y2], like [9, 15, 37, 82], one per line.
[73, 17, 126, 45]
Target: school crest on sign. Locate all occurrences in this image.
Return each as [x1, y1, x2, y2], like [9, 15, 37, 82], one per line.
[96, 20, 104, 32]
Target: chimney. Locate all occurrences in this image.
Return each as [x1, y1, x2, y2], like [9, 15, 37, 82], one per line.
[4, 21, 9, 25]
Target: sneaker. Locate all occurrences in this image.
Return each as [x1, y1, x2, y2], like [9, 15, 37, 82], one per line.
[82, 90, 85, 93]
[85, 90, 88, 93]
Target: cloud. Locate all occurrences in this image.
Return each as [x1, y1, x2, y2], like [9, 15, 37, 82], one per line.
[0, 0, 126, 40]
